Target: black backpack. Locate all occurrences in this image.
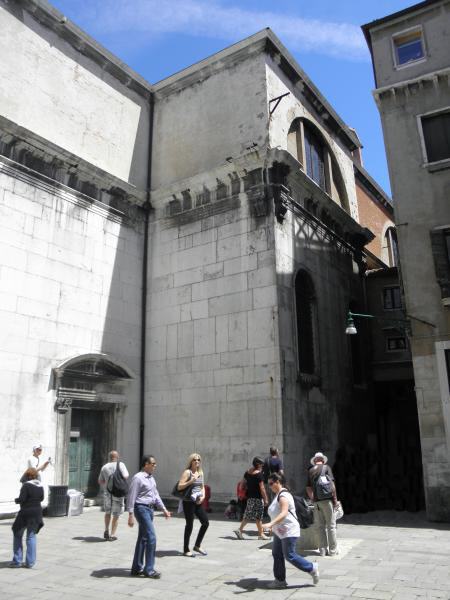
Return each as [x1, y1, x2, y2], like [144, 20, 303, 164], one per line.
[313, 465, 334, 500]
[278, 489, 314, 529]
[107, 461, 128, 498]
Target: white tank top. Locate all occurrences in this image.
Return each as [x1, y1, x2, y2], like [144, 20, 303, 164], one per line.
[268, 490, 300, 538]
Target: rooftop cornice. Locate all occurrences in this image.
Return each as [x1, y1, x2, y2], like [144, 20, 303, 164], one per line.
[354, 163, 393, 214]
[373, 66, 450, 101]
[14, 0, 153, 98]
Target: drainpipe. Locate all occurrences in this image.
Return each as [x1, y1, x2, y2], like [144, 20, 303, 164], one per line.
[139, 92, 154, 459]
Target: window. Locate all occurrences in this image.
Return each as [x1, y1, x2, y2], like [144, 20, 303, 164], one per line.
[383, 286, 402, 310]
[445, 350, 450, 393]
[421, 111, 450, 163]
[384, 227, 399, 267]
[386, 336, 407, 352]
[295, 270, 318, 376]
[304, 124, 325, 191]
[393, 28, 424, 66]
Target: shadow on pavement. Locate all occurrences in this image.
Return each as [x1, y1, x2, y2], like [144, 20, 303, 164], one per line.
[155, 550, 183, 557]
[0, 561, 14, 568]
[224, 578, 312, 593]
[91, 568, 130, 578]
[73, 536, 106, 543]
[341, 511, 450, 530]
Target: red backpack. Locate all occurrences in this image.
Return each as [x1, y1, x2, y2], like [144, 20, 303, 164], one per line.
[236, 477, 247, 501]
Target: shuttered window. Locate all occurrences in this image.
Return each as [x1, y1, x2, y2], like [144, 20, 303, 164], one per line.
[421, 112, 450, 163]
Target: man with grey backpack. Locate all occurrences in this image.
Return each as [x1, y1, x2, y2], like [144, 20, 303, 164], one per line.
[306, 452, 339, 557]
[98, 450, 129, 541]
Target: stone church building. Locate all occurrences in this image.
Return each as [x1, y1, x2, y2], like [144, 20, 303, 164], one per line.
[1, 0, 417, 515]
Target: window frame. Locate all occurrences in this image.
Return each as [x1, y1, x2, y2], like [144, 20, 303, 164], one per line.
[385, 336, 408, 353]
[383, 286, 402, 311]
[391, 25, 426, 70]
[434, 341, 450, 453]
[294, 269, 320, 386]
[417, 107, 450, 169]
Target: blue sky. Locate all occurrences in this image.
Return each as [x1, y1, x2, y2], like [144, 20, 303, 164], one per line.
[51, 0, 418, 196]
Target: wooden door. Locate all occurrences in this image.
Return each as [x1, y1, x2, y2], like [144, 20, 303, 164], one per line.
[69, 409, 103, 496]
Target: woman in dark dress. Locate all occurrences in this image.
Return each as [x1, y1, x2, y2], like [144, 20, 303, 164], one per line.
[234, 457, 269, 540]
[10, 467, 44, 568]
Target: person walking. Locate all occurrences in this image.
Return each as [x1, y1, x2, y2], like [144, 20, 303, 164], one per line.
[98, 450, 129, 541]
[234, 457, 269, 540]
[177, 453, 209, 556]
[265, 473, 319, 588]
[127, 455, 171, 578]
[306, 451, 338, 556]
[9, 468, 44, 569]
[26, 443, 50, 481]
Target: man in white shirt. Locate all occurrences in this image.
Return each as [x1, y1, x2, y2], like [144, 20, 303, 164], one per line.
[26, 444, 50, 481]
[98, 450, 129, 541]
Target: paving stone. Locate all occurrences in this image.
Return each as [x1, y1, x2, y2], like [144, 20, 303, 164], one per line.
[1, 509, 450, 599]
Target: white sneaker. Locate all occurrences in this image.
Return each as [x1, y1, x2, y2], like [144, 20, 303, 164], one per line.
[267, 579, 287, 589]
[311, 562, 319, 585]
[319, 547, 326, 557]
[234, 529, 244, 540]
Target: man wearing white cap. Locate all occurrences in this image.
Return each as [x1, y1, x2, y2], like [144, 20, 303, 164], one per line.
[26, 444, 50, 481]
[306, 452, 338, 557]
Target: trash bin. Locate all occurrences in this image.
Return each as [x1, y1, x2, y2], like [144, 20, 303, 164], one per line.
[47, 485, 68, 517]
[67, 489, 84, 517]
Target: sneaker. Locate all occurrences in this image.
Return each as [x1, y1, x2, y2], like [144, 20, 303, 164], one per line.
[108, 536, 118, 541]
[144, 570, 161, 579]
[258, 534, 270, 540]
[319, 547, 326, 557]
[311, 562, 319, 585]
[234, 529, 244, 540]
[267, 579, 288, 589]
[103, 530, 110, 540]
[328, 549, 339, 556]
[193, 546, 208, 556]
[130, 570, 144, 577]
[8, 562, 21, 568]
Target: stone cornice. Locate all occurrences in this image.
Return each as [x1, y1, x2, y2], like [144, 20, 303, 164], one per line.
[373, 67, 450, 105]
[12, 0, 153, 99]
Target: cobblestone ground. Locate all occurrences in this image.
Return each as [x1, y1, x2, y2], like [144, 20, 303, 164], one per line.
[1, 508, 449, 599]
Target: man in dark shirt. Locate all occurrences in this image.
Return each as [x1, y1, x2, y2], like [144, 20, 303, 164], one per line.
[263, 447, 284, 483]
[306, 452, 338, 556]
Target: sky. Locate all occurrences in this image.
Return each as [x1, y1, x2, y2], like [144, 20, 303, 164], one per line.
[50, 0, 419, 197]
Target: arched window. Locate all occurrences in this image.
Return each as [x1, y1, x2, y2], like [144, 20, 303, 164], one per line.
[382, 226, 399, 267]
[304, 123, 325, 191]
[286, 119, 350, 212]
[295, 270, 318, 376]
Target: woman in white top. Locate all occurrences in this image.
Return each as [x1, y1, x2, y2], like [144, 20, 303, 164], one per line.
[266, 473, 319, 589]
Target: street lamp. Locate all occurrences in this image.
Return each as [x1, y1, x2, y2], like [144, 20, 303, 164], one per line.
[345, 311, 435, 335]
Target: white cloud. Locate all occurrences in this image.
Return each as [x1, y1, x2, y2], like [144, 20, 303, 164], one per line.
[69, 0, 368, 61]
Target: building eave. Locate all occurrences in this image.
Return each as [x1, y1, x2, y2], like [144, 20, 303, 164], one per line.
[14, 0, 153, 98]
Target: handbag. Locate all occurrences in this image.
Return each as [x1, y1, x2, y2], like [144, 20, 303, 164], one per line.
[171, 471, 193, 500]
[334, 500, 344, 520]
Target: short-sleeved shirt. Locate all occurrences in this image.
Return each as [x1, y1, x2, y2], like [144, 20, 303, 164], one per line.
[99, 461, 129, 494]
[307, 464, 334, 501]
[268, 490, 300, 539]
[266, 456, 283, 474]
[244, 471, 264, 499]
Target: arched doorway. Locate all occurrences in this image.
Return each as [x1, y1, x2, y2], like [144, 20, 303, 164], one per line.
[52, 354, 134, 497]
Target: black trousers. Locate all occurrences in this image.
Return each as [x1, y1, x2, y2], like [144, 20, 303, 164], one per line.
[182, 501, 209, 552]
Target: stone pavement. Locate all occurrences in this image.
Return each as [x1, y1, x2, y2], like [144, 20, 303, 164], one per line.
[1, 508, 449, 599]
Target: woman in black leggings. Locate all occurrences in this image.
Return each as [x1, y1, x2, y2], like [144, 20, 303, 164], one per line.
[177, 453, 209, 556]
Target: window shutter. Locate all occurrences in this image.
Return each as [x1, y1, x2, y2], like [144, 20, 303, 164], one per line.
[430, 229, 450, 299]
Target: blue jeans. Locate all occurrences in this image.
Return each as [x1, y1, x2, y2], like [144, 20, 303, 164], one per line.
[272, 534, 313, 582]
[132, 504, 157, 574]
[13, 527, 36, 567]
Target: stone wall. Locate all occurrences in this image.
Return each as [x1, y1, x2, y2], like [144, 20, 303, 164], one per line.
[0, 160, 143, 510]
